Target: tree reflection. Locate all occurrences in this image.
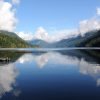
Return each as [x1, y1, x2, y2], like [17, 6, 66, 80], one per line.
[17, 50, 100, 86]
[0, 49, 100, 99]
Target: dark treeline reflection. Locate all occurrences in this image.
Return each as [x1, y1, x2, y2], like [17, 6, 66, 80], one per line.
[0, 51, 25, 65]
[58, 49, 100, 64]
[0, 49, 100, 100]
[0, 49, 99, 65]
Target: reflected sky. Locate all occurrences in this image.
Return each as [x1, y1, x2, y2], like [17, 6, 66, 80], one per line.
[16, 51, 100, 85]
[0, 50, 100, 100]
[0, 63, 20, 98]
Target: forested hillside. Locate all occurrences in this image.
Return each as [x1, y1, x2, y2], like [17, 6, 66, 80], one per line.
[76, 30, 100, 47]
[0, 30, 37, 48]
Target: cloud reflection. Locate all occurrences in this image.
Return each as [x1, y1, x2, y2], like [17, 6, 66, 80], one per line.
[17, 51, 100, 86]
[0, 50, 100, 99]
[0, 63, 19, 98]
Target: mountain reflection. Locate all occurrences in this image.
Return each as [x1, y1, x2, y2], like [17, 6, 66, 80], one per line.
[17, 50, 100, 86]
[0, 49, 100, 99]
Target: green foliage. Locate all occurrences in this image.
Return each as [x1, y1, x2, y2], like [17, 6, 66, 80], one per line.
[0, 30, 38, 48]
[76, 30, 100, 47]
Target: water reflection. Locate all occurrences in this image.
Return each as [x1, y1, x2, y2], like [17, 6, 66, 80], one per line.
[17, 50, 100, 86]
[0, 51, 24, 98]
[0, 49, 100, 99]
[0, 63, 19, 98]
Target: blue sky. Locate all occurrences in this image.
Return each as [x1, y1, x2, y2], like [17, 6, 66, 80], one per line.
[0, 0, 100, 41]
[6, 0, 100, 33]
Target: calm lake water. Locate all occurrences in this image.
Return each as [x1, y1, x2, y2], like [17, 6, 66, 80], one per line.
[0, 49, 100, 100]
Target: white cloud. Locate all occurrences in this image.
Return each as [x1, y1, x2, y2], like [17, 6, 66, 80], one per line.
[0, 0, 99, 42]
[78, 7, 100, 36]
[16, 7, 100, 42]
[97, 7, 100, 16]
[16, 19, 100, 42]
[16, 27, 79, 42]
[0, 1, 17, 31]
[52, 29, 79, 40]
[16, 31, 34, 41]
[79, 18, 100, 36]
[16, 27, 50, 42]
[12, 0, 20, 5]
[34, 27, 50, 42]
[17, 18, 100, 42]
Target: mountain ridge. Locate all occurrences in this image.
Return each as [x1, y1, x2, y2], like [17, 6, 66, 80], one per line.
[28, 30, 100, 48]
[0, 30, 38, 48]
[0, 29, 100, 48]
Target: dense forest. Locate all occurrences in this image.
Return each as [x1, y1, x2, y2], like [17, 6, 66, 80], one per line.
[0, 30, 38, 48]
[53, 30, 100, 48]
[76, 30, 100, 47]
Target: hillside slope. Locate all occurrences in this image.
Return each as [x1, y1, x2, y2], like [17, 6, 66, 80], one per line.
[26, 30, 100, 48]
[0, 30, 36, 48]
[76, 30, 100, 47]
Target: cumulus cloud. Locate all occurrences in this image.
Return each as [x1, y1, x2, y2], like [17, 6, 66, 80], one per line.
[17, 18, 100, 42]
[34, 27, 50, 41]
[17, 27, 79, 42]
[16, 32, 34, 41]
[97, 7, 100, 16]
[12, 0, 20, 5]
[0, 0, 17, 31]
[16, 7, 100, 42]
[0, 0, 99, 42]
[16, 27, 50, 41]
[17, 17, 100, 42]
[79, 18, 100, 36]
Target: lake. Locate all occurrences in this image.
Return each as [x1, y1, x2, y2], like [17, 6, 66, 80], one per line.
[0, 49, 100, 100]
